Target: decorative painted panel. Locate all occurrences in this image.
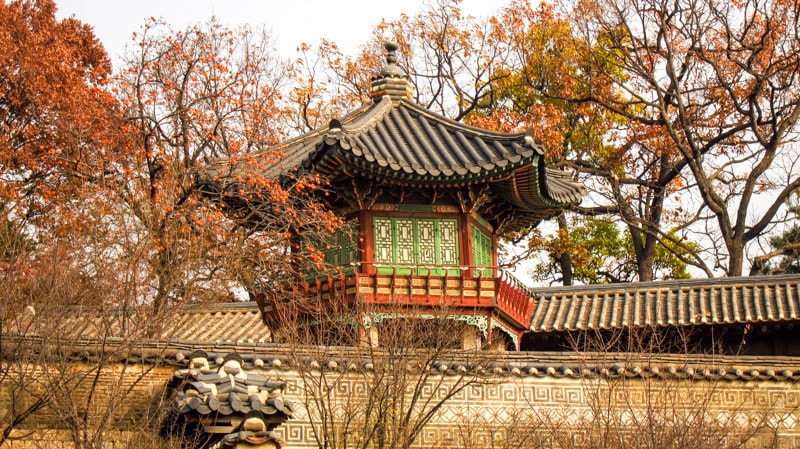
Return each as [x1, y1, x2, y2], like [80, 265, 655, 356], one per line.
[417, 219, 437, 275]
[439, 220, 459, 266]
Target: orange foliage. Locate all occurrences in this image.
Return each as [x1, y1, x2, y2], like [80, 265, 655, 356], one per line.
[0, 0, 119, 219]
[110, 18, 348, 309]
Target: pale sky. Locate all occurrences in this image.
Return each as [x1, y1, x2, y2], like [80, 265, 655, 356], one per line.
[55, 0, 508, 69]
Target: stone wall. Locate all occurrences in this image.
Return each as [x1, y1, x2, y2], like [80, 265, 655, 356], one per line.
[2, 356, 800, 449]
[0, 363, 174, 449]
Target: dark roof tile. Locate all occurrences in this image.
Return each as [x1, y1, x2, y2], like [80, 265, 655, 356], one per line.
[531, 274, 800, 332]
[173, 354, 293, 419]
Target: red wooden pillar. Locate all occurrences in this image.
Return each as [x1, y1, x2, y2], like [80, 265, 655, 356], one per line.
[360, 210, 375, 275]
[460, 212, 474, 278]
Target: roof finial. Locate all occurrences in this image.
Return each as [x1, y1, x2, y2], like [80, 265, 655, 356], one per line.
[379, 41, 404, 78]
[385, 41, 399, 64]
[371, 40, 413, 103]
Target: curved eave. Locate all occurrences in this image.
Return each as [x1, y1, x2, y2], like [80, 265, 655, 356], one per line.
[260, 101, 382, 179]
[491, 163, 584, 212]
[316, 144, 537, 187]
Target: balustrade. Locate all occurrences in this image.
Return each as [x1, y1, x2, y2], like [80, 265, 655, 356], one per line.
[268, 263, 535, 329]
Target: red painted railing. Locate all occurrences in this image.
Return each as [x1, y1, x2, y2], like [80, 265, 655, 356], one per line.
[495, 269, 536, 327]
[261, 263, 536, 329]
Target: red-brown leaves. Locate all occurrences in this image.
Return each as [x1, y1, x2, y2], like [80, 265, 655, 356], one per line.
[0, 0, 120, 216]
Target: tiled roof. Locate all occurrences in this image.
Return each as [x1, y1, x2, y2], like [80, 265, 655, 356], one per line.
[530, 274, 800, 332]
[42, 302, 271, 345]
[169, 302, 271, 344]
[33, 276, 800, 349]
[6, 293, 800, 382]
[275, 96, 583, 204]
[207, 95, 584, 228]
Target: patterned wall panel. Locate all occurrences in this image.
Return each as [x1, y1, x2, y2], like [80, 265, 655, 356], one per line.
[417, 219, 437, 266]
[267, 369, 800, 449]
[471, 225, 491, 276]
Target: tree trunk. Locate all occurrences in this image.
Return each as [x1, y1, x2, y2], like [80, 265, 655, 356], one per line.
[637, 250, 655, 282]
[559, 252, 574, 286]
[557, 214, 574, 286]
[728, 240, 745, 277]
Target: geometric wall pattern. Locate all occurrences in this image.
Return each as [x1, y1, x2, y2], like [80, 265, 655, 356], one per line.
[272, 369, 800, 449]
[2, 358, 799, 448]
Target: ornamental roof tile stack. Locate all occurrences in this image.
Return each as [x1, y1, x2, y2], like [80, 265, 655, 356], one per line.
[170, 351, 292, 448]
[172, 353, 292, 418]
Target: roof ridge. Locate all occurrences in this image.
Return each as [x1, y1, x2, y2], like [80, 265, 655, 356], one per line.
[268, 101, 377, 151]
[395, 98, 542, 144]
[534, 274, 800, 294]
[340, 95, 394, 134]
[180, 301, 260, 313]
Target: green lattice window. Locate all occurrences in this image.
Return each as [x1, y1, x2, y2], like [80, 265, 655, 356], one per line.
[321, 223, 358, 270]
[472, 225, 493, 277]
[372, 217, 459, 275]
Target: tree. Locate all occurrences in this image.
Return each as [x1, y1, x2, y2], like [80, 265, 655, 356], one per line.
[299, 0, 515, 128]
[0, 10, 341, 447]
[114, 18, 342, 313]
[468, 1, 704, 283]
[751, 199, 800, 275]
[0, 174, 183, 448]
[542, 0, 800, 276]
[529, 216, 692, 284]
[0, 0, 120, 278]
[0, 3, 135, 442]
[0, 242, 190, 448]
[752, 227, 800, 275]
[286, 40, 379, 133]
[380, 0, 515, 122]
[0, 0, 118, 209]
